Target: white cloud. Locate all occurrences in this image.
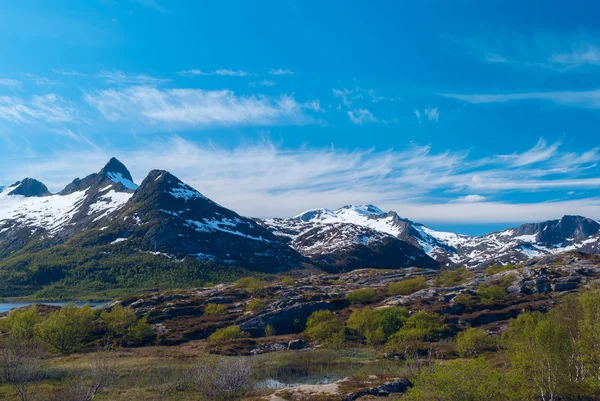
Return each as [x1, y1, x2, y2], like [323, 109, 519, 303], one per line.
[269, 68, 294, 75]
[441, 90, 600, 109]
[85, 86, 314, 129]
[347, 109, 377, 125]
[0, 94, 74, 124]
[303, 100, 322, 112]
[95, 70, 170, 85]
[455, 194, 487, 203]
[23, 73, 58, 86]
[53, 69, 89, 77]
[177, 69, 253, 77]
[424, 106, 439, 122]
[414, 109, 421, 122]
[0, 79, 21, 88]
[3, 137, 600, 223]
[248, 80, 275, 87]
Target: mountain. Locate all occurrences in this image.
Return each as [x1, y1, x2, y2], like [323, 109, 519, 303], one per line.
[0, 158, 309, 297]
[260, 205, 438, 271]
[260, 205, 600, 269]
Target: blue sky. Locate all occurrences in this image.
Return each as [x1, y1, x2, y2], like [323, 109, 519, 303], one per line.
[1, 0, 600, 235]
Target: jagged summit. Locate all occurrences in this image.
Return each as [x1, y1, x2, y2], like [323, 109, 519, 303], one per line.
[5, 178, 51, 197]
[60, 158, 138, 195]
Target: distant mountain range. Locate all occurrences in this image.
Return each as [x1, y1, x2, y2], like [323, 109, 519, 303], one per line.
[1, 157, 599, 296]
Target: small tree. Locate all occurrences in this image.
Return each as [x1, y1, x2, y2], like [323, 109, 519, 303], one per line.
[208, 326, 249, 345]
[192, 357, 251, 401]
[36, 304, 95, 354]
[388, 276, 429, 296]
[304, 310, 345, 347]
[0, 338, 44, 401]
[456, 328, 494, 357]
[0, 306, 42, 342]
[345, 288, 378, 304]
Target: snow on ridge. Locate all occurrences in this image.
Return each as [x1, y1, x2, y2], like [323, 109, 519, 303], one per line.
[107, 172, 138, 191]
[169, 182, 207, 201]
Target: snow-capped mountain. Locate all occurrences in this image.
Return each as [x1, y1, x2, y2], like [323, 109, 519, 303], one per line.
[260, 205, 600, 268]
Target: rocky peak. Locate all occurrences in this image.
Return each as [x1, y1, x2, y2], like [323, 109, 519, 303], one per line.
[100, 157, 134, 183]
[6, 178, 51, 197]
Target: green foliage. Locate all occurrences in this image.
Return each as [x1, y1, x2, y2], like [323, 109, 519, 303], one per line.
[385, 312, 447, 352]
[123, 315, 154, 346]
[405, 357, 508, 401]
[205, 303, 228, 316]
[209, 326, 249, 345]
[387, 276, 429, 296]
[234, 277, 268, 295]
[454, 293, 477, 309]
[100, 304, 154, 346]
[346, 307, 409, 345]
[477, 284, 507, 302]
[245, 298, 267, 313]
[434, 267, 472, 287]
[304, 310, 345, 347]
[345, 288, 378, 304]
[264, 324, 275, 337]
[456, 328, 495, 357]
[0, 306, 42, 342]
[484, 263, 521, 275]
[281, 276, 295, 286]
[36, 304, 95, 354]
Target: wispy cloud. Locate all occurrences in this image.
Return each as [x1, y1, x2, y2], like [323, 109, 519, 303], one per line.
[85, 86, 315, 129]
[0, 79, 21, 88]
[269, 68, 294, 76]
[549, 46, 600, 70]
[53, 69, 89, 77]
[424, 106, 439, 122]
[3, 137, 599, 223]
[441, 89, 600, 109]
[23, 73, 59, 86]
[414, 109, 421, 122]
[347, 109, 377, 125]
[0, 94, 74, 125]
[248, 80, 275, 87]
[177, 69, 253, 77]
[96, 70, 170, 85]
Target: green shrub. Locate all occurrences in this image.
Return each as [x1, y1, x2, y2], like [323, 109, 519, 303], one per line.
[281, 276, 295, 286]
[484, 263, 521, 275]
[385, 312, 447, 352]
[36, 304, 95, 354]
[304, 310, 345, 347]
[209, 326, 249, 344]
[245, 298, 267, 313]
[387, 276, 429, 296]
[345, 288, 378, 304]
[205, 303, 228, 316]
[434, 267, 472, 286]
[347, 307, 409, 345]
[100, 305, 137, 338]
[0, 306, 42, 341]
[123, 316, 155, 346]
[405, 357, 508, 401]
[454, 293, 477, 309]
[235, 277, 268, 295]
[477, 285, 506, 302]
[456, 328, 495, 357]
[264, 324, 275, 336]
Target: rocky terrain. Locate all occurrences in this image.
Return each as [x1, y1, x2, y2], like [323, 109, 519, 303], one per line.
[109, 251, 600, 350]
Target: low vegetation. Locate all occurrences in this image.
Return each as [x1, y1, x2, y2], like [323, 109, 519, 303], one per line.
[387, 276, 429, 295]
[434, 267, 473, 286]
[345, 288, 378, 304]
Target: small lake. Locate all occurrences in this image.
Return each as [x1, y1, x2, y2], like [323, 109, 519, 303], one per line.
[0, 302, 105, 313]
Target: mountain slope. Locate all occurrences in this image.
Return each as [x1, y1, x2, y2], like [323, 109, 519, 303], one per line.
[263, 205, 600, 268]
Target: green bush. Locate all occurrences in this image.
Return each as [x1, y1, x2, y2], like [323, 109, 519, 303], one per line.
[205, 303, 228, 316]
[456, 328, 495, 357]
[36, 304, 95, 354]
[434, 267, 472, 286]
[405, 357, 508, 401]
[245, 298, 267, 313]
[477, 285, 506, 302]
[345, 288, 378, 304]
[387, 276, 429, 296]
[347, 307, 409, 345]
[304, 310, 345, 347]
[484, 263, 521, 275]
[235, 277, 268, 295]
[123, 316, 155, 346]
[101, 305, 137, 338]
[385, 312, 447, 352]
[281, 276, 295, 286]
[209, 326, 249, 344]
[264, 324, 275, 336]
[0, 305, 42, 341]
[454, 293, 477, 309]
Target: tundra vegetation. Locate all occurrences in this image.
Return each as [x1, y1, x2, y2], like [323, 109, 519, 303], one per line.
[2, 262, 600, 400]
